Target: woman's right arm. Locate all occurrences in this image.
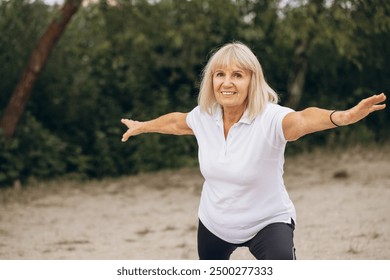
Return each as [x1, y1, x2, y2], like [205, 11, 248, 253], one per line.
[121, 112, 193, 142]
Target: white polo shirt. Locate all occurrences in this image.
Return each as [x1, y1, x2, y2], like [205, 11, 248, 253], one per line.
[186, 103, 296, 244]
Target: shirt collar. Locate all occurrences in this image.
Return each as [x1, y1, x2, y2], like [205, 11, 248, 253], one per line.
[213, 105, 253, 125]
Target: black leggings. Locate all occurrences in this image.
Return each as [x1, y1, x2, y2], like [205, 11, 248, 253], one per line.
[197, 219, 296, 260]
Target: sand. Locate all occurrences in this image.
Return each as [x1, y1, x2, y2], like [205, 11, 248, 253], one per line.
[1, 146, 389, 260]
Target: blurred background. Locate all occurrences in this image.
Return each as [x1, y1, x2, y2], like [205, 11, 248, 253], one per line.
[1, 0, 389, 187]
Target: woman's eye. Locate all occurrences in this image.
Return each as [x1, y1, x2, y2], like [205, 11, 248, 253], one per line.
[234, 73, 242, 78]
[215, 72, 224, 77]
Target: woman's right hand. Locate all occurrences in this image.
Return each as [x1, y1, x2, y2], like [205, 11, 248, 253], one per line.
[121, 119, 143, 142]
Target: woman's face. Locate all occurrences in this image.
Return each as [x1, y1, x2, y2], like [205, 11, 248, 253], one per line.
[212, 65, 251, 111]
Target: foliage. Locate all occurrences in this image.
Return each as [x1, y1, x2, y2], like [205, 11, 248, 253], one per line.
[0, 0, 389, 186]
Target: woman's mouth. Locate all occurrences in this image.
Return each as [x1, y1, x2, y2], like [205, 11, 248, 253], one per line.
[221, 91, 237, 95]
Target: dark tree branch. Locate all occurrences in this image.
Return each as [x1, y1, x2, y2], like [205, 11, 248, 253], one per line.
[0, 0, 82, 139]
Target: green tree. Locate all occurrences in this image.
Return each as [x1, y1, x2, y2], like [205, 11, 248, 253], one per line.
[0, 0, 388, 187]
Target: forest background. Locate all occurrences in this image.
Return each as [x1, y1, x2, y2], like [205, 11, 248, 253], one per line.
[0, 0, 389, 187]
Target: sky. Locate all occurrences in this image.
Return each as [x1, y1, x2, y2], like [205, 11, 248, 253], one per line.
[43, 0, 64, 4]
[42, 0, 303, 6]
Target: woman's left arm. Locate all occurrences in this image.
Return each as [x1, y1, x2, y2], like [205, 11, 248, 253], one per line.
[283, 93, 387, 141]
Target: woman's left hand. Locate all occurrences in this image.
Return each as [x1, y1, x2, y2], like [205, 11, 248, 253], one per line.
[342, 93, 386, 125]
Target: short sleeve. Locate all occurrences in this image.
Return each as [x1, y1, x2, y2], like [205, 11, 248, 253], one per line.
[262, 104, 294, 148]
[186, 106, 200, 132]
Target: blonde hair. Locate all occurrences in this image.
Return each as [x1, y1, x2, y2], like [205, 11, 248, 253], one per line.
[198, 42, 279, 121]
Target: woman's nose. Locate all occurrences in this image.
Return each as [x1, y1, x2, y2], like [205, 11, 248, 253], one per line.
[222, 77, 233, 87]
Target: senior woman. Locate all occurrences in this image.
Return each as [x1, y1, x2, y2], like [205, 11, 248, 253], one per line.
[121, 42, 386, 260]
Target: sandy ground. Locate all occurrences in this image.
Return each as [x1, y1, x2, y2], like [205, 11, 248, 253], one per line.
[0, 146, 389, 260]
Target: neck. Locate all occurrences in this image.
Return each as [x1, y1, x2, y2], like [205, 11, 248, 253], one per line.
[222, 105, 246, 125]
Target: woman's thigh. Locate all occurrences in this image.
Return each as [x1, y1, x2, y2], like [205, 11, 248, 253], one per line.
[247, 222, 296, 260]
[197, 220, 237, 260]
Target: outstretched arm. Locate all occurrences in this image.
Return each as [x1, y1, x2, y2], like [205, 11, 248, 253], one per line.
[283, 93, 387, 141]
[121, 112, 193, 142]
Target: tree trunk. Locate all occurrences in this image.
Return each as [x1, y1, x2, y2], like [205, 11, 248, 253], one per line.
[286, 39, 309, 109]
[285, 0, 325, 109]
[0, 0, 82, 139]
